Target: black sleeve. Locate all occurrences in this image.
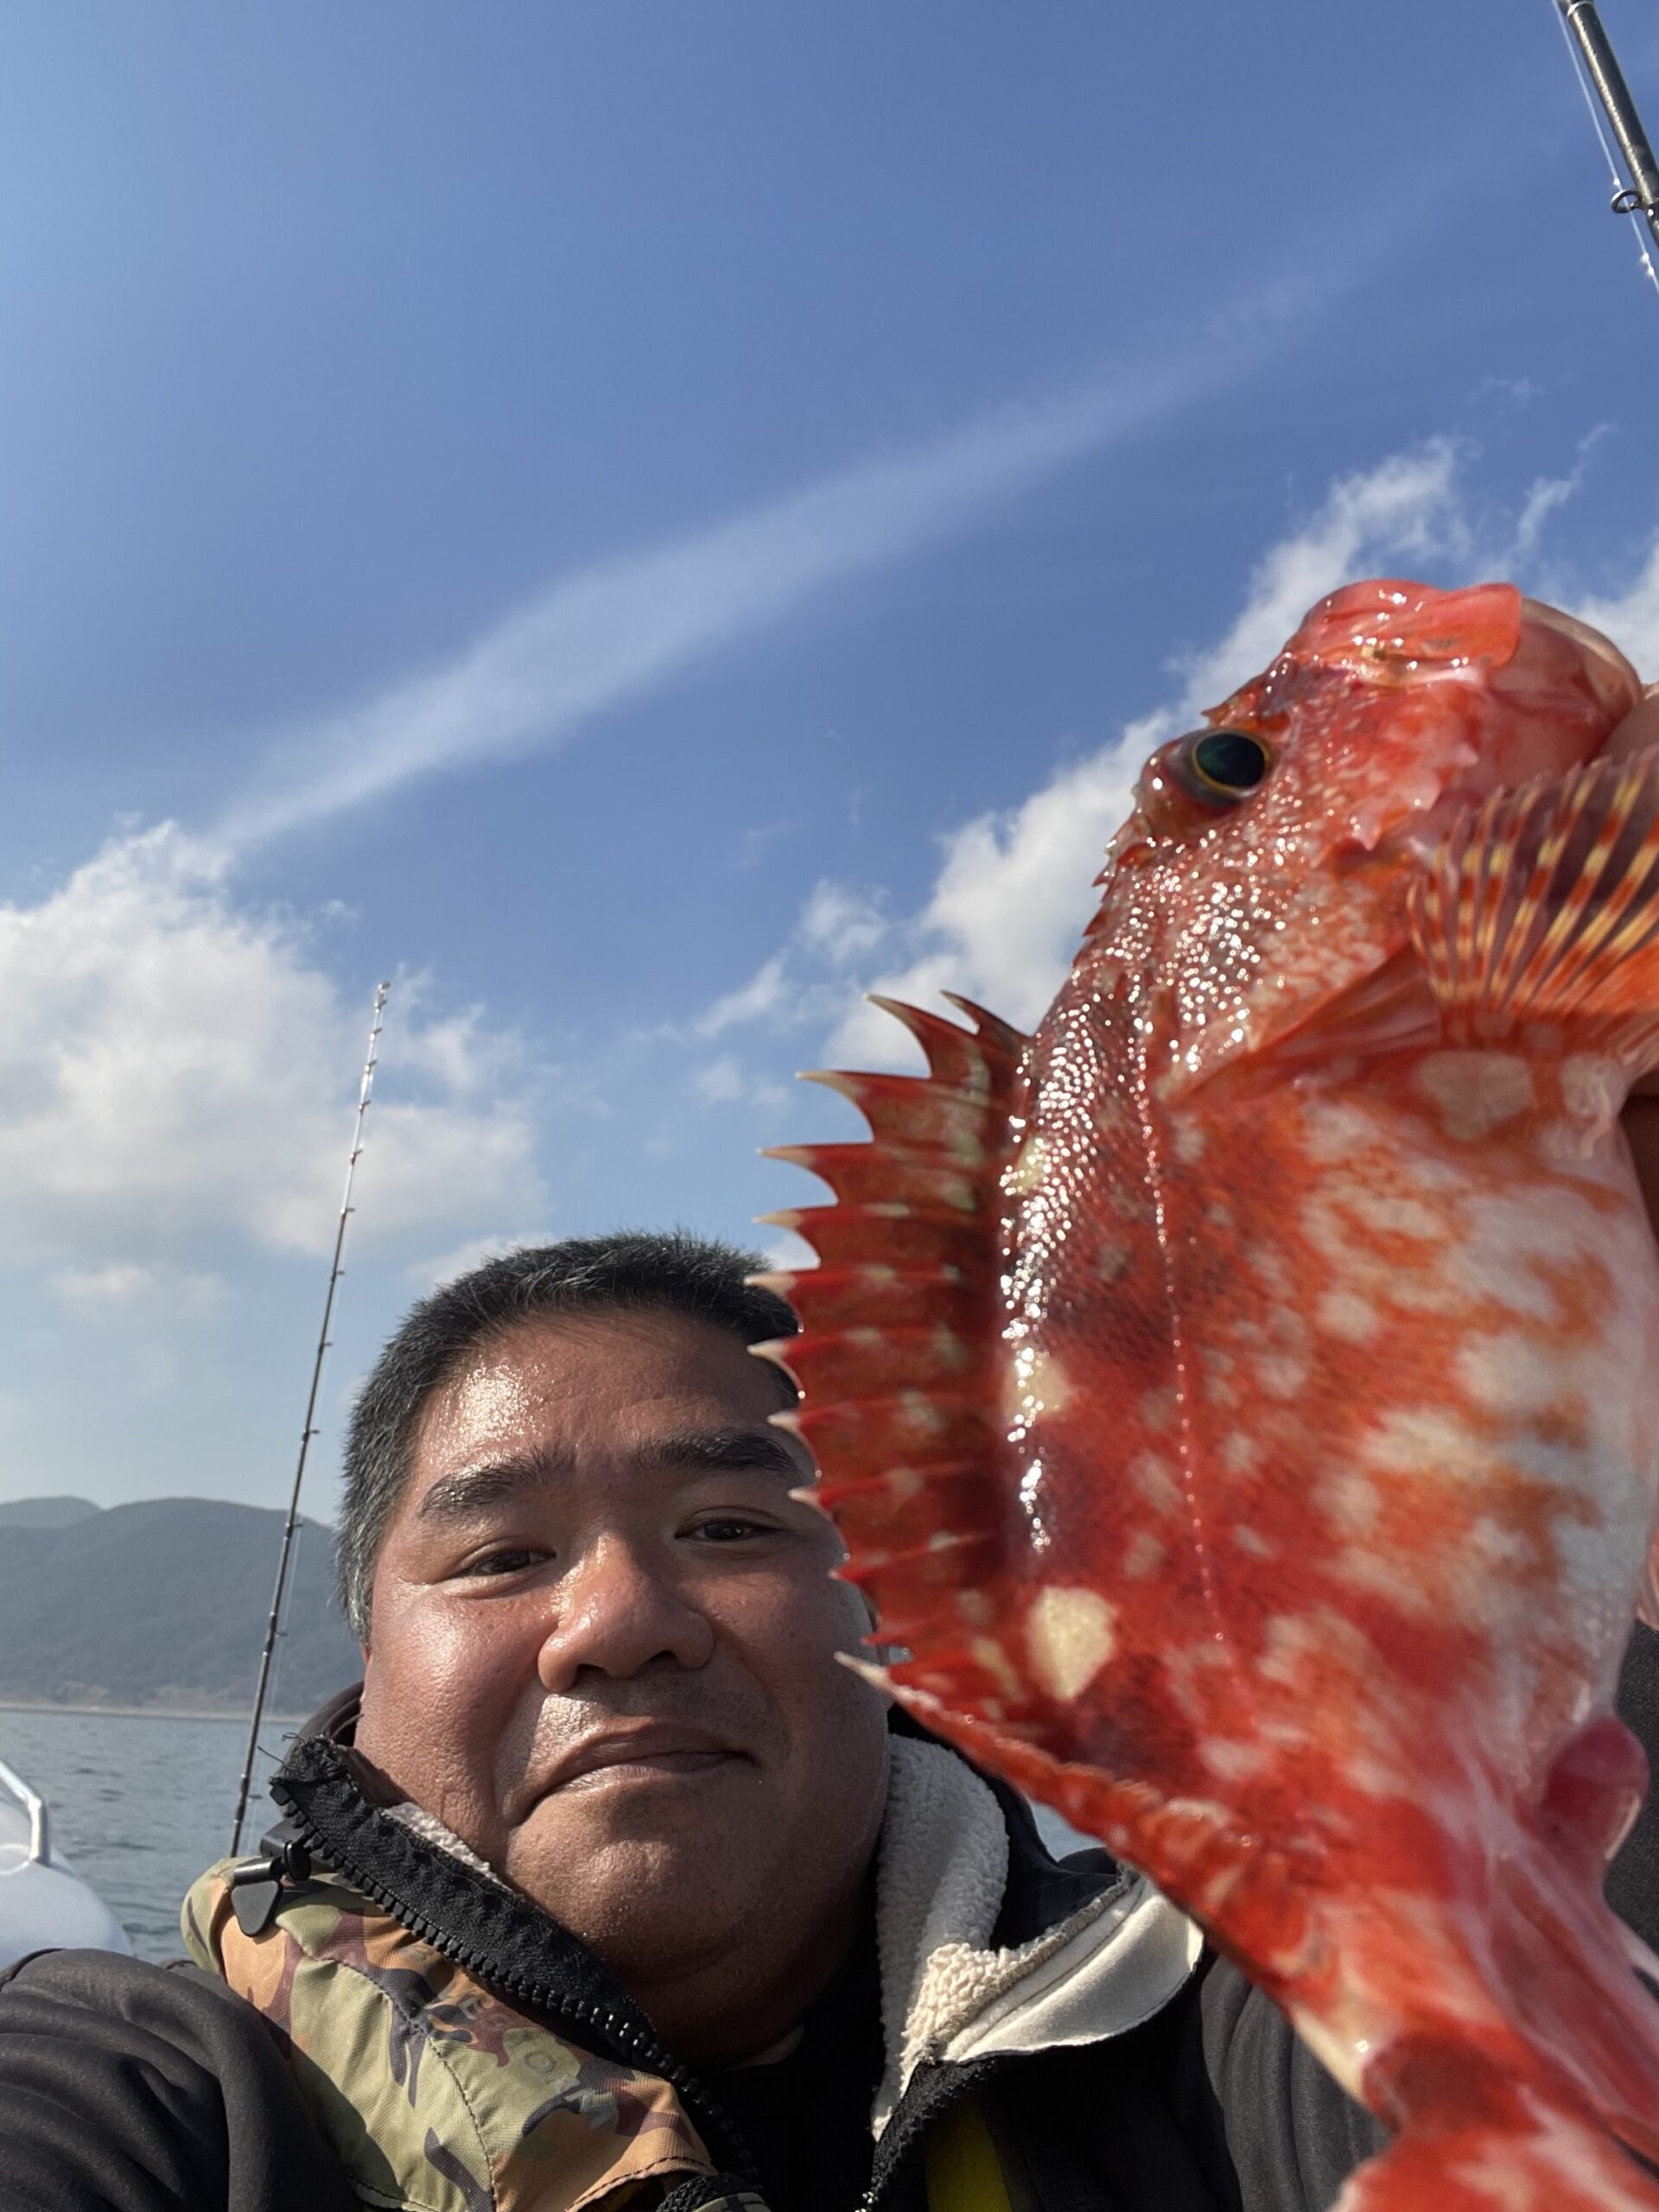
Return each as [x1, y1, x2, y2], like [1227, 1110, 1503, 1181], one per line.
[0, 1948, 355, 2212]
[1197, 1621, 1659, 2212]
[1608, 1619, 1659, 1950]
[1197, 1956, 1382, 2212]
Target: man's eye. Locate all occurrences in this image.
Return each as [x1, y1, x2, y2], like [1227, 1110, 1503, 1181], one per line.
[460, 1548, 548, 1579]
[688, 1516, 773, 1543]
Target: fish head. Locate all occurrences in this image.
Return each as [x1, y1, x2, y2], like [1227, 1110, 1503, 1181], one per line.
[1103, 579, 1643, 1091]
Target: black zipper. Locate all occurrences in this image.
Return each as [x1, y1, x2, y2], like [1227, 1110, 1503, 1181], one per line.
[270, 1785, 761, 2190]
[855, 2056, 1002, 2212]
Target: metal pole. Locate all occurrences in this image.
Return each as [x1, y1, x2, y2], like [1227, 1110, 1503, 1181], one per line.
[1557, 1, 1659, 253]
[229, 981, 391, 1855]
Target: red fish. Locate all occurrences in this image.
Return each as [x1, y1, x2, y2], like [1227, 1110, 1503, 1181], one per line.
[762, 581, 1659, 2209]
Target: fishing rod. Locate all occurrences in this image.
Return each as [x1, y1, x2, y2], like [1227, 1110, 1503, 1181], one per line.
[229, 980, 391, 1856]
[1552, 0, 1659, 295]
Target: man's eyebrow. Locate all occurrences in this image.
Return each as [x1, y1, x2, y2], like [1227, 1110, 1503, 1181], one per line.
[413, 1427, 803, 1522]
[630, 1427, 804, 1480]
[415, 1448, 574, 1522]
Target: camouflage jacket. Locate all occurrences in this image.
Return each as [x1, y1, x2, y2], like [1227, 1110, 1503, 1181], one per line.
[183, 1707, 1199, 2212]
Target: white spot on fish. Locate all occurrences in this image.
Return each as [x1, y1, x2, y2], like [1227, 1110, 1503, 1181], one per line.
[1332, 1548, 1433, 1615]
[1318, 1289, 1381, 1345]
[1220, 1433, 1260, 1476]
[1232, 1523, 1275, 1559]
[1140, 1387, 1177, 1433]
[1201, 1738, 1272, 1783]
[1246, 1245, 1295, 1300]
[1455, 1335, 1560, 1421]
[1414, 1052, 1535, 1141]
[1006, 1134, 1051, 1197]
[1123, 1529, 1166, 1579]
[1203, 1356, 1242, 1411]
[1096, 1238, 1131, 1284]
[1347, 1191, 1445, 1241]
[899, 1390, 945, 1436]
[1316, 1472, 1382, 1536]
[1131, 1451, 1183, 1514]
[1465, 1516, 1534, 1571]
[1173, 1122, 1206, 1164]
[1026, 1587, 1117, 1701]
[1362, 1408, 1471, 1474]
[1254, 1355, 1306, 1401]
[971, 1637, 1026, 1700]
[1343, 1751, 1405, 1797]
[1300, 1099, 1388, 1167]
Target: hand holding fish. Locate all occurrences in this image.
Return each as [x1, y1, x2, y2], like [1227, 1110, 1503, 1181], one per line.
[766, 586, 1659, 2210]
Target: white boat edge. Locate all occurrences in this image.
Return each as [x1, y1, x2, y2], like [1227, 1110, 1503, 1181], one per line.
[0, 1754, 131, 1968]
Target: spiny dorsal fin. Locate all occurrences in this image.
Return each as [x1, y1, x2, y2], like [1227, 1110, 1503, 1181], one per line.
[757, 996, 1028, 1663]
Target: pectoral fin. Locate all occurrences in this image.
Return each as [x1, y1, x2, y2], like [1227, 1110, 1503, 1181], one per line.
[1409, 751, 1659, 1059]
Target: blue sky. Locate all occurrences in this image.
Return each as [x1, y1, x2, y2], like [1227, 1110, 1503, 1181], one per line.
[1, 0, 1656, 1552]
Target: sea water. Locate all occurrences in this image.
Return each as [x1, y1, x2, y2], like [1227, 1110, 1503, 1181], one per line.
[0, 1707, 285, 1961]
[3, 1706, 1093, 1963]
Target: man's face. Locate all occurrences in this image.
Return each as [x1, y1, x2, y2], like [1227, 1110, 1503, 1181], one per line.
[354, 1307, 890, 2050]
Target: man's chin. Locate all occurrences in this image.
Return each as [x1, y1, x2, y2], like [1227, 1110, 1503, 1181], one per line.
[505, 1819, 772, 1955]
[504, 1758, 762, 1889]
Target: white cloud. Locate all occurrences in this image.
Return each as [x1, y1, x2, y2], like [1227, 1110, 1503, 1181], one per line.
[1173, 440, 1466, 715]
[694, 954, 795, 1038]
[215, 263, 1349, 850]
[51, 1262, 227, 1320]
[1571, 536, 1659, 681]
[692, 1056, 747, 1103]
[797, 880, 888, 966]
[0, 824, 544, 1268]
[691, 1055, 789, 1114]
[830, 744, 1148, 1058]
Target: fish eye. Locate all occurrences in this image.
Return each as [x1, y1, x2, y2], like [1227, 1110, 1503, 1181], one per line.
[1185, 728, 1272, 798]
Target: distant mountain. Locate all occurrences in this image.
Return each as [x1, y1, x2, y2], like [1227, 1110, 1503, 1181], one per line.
[0, 1497, 359, 1714]
[0, 1497, 102, 1530]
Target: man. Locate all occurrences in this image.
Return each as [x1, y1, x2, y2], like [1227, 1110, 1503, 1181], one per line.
[3, 1230, 1657, 2212]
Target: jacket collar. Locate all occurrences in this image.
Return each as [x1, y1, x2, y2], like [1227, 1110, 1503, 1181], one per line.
[271, 1684, 1198, 2134]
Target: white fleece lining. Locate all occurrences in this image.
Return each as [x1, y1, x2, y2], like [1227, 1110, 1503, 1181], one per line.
[385, 1799, 503, 1884]
[383, 1734, 1201, 2140]
[872, 1739, 1201, 2135]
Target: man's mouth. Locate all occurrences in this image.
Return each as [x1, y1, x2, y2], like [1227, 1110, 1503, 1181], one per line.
[536, 1724, 747, 1797]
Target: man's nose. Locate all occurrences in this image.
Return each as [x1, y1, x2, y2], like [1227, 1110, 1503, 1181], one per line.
[536, 1535, 715, 1690]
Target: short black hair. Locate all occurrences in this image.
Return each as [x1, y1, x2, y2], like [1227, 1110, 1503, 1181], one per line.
[336, 1230, 799, 1643]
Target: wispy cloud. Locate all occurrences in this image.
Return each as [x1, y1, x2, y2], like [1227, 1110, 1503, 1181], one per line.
[216, 269, 1348, 850]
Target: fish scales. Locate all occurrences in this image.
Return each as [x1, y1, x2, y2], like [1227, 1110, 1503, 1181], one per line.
[768, 580, 1659, 2210]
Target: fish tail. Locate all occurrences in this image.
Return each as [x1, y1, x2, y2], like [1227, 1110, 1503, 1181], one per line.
[1332, 2079, 1659, 2212]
